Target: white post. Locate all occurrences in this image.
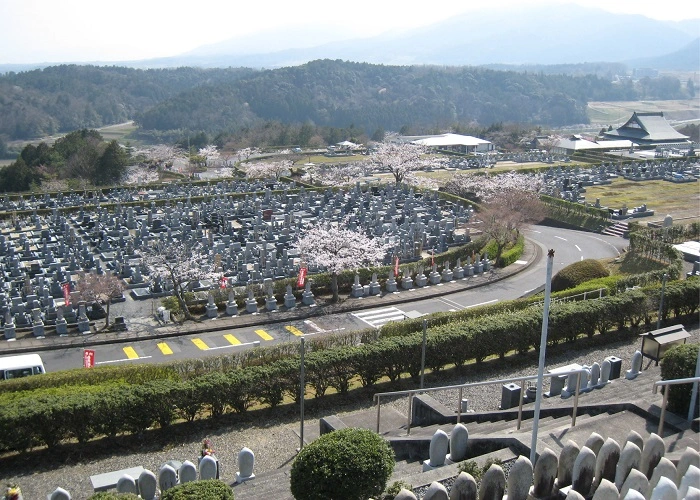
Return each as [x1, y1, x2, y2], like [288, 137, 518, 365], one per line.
[299, 335, 305, 451]
[530, 249, 555, 465]
[688, 347, 700, 421]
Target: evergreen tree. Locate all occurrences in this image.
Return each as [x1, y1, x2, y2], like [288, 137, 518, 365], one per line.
[95, 140, 128, 185]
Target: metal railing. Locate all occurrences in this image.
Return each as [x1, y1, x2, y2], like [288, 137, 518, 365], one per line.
[531, 288, 606, 308]
[373, 368, 590, 435]
[652, 376, 700, 435]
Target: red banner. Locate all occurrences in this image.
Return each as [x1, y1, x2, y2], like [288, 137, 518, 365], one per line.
[297, 267, 308, 288]
[62, 283, 71, 306]
[220, 275, 228, 289]
[394, 256, 400, 277]
[83, 349, 95, 368]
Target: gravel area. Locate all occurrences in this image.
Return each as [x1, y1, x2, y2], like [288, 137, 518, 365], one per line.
[1, 323, 697, 499]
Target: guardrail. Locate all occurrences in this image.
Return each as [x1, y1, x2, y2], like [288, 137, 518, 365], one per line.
[373, 368, 591, 435]
[652, 376, 700, 434]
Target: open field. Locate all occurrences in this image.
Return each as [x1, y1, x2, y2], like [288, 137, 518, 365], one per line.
[586, 99, 700, 128]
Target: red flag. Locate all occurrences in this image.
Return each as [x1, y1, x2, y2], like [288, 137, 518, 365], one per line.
[83, 349, 95, 368]
[394, 256, 400, 277]
[62, 283, 71, 306]
[220, 275, 228, 289]
[297, 267, 308, 288]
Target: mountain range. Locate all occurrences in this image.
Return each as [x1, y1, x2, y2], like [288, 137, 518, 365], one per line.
[1, 4, 697, 73]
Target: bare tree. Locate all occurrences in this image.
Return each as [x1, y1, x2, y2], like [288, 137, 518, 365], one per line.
[76, 271, 126, 329]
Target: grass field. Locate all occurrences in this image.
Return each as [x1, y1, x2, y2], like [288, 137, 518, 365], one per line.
[586, 99, 700, 127]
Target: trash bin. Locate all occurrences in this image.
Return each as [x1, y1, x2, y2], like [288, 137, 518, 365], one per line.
[500, 383, 521, 410]
[606, 356, 622, 380]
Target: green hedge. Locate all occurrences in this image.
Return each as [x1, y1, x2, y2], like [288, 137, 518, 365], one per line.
[160, 479, 234, 500]
[660, 343, 700, 416]
[551, 259, 610, 293]
[0, 279, 696, 452]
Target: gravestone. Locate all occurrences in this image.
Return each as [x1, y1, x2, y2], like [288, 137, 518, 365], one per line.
[676, 447, 700, 486]
[31, 308, 45, 337]
[199, 454, 218, 480]
[284, 285, 296, 309]
[625, 430, 644, 455]
[422, 429, 449, 470]
[599, 359, 611, 386]
[588, 362, 600, 389]
[116, 474, 138, 494]
[594, 437, 621, 487]
[584, 432, 605, 456]
[619, 469, 649, 500]
[555, 440, 579, 491]
[479, 464, 505, 500]
[454, 258, 464, 279]
[441, 261, 453, 282]
[571, 446, 596, 497]
[446, 423, 468, 463]
[394, 489, 418, 500]
[531, 447, 558, 499]
[302, 280, 315, 306]
[640, 433, 665, 479]
[450, 472, 477, 500]
[592, 478, 618, 499]
[415, 266, 427, 287]
[615, 441, 641, 490]
[679, 465, 700, 500]
[429, 263, 441, 285]
[77, 303, 90, 334]
[649, 476, 677, 500]
[385, 271, 398, 292]
[49, 487, 71, 500]
[245, 289, 258, 314]
[179, 460, 197, 483]
[226, 291, 238, 316]
[352, 273, 365, 297]
[625, 351, 642, 379]
[3, 311, 15, 340]
[158, 464, 178, 491]
[506, 456, 533, 500]
[401, 268, 414, 290]
[236, 447, 256, 483]
[206, 293, 218, 318]
[265, 285, 278, 311]
[368, 273, 381, 295]
[137, 469, 157, 500]
[647, 457, 676, 496]
[423, 482, 448, 500]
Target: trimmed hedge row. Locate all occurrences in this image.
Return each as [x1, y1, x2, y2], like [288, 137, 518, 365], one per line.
[0, 279, 696, 452]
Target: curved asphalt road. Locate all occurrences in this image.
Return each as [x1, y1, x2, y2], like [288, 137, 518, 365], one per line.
[36, 226, 627, 372]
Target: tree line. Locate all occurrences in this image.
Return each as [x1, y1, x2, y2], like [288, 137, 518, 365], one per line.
[2, 60, 694, 144]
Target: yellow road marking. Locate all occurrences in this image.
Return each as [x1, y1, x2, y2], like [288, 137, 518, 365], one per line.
[285, 325, 304, 337]
[224, 334, 241, 345]
[191, 338, 209, 350]
[123, 347, 139, 359]
[157, 343, 173, 355]
[255, 329, 273, 341]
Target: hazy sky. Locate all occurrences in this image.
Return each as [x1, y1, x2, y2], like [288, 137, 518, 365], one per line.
[0, 0, 698, 64]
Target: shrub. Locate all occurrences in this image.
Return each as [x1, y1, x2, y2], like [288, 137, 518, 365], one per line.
[382, 480, 413, 500]
[290, 427, 395, 500]
[551, 259, 610, 292]
[160, 479, 234, 499]
[660, 343, 700, 416]
[88, 493, 141, 499]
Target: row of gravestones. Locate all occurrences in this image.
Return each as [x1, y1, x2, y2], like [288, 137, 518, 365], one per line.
[203, 282, 316, 319]
[3, 302, 91, 339]
[397, 426, 700, 500]
[45, 447, 255, 500]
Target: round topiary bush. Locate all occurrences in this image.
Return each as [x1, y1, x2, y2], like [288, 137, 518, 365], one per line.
[660, 343, 700, 416]
[290, 427, 395, 500]
[551, 259, 610, 292]
[160, 479, 234, 500]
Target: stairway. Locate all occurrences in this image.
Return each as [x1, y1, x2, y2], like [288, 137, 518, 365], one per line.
[602, 219, 630, 238]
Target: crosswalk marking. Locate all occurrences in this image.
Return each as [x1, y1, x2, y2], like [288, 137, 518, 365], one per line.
[191, 338, 210, 350]
[303, 320, 323, 332]
[285, 325, 304, 336]
[255, 329, 273, 340]
[157, 342, 173, 355]
[352, 307, 406, 329]
[123, 346, 139, 359]
[224, 334, 241, 345]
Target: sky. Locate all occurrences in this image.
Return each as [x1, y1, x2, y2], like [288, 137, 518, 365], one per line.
[0, 0, 698, 65]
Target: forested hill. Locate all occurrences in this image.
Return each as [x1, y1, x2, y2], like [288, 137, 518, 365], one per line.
[0, 65, 255, 140]
[3, 59, 687, 141]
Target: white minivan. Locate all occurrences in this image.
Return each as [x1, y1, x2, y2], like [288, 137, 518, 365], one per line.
[0, 353, 46, 380]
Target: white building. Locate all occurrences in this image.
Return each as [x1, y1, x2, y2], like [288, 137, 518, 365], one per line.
[401, 133, 494, 154]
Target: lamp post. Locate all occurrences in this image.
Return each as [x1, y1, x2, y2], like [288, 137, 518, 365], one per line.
[530, 249, 555, 465]
[657, 273, 667, 330]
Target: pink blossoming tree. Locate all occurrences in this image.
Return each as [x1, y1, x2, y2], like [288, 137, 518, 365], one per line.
[364, 141, 442, 185]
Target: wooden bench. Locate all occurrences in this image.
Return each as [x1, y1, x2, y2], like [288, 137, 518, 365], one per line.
[90, 466, 145, 492]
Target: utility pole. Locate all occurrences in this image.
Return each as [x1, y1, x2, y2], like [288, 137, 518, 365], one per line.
[299, 335, 305, 452]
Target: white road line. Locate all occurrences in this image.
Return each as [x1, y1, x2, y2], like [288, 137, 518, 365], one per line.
[554, 236, 568, 241]
[590, 236, 622, 256]
[575, 245, 581, 252]
[303, 320, 323, 332]
[353, 307, 405, 328]
[466, 299, 498, 309]
[96, 356, 152, 365]
[439, 296, 464, 310]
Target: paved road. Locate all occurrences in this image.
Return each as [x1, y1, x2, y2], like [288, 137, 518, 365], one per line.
[26, 226, 627, 373]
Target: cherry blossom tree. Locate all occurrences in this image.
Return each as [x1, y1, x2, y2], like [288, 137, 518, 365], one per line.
[141, 240, 218, 322]
[364, 141, 443, 185]
[294, 224, 389, 302]
[76, 271, 126, 329]
[311, 162, 372, 186]
[198, 145, 220, 167]
[245, 160, 293, 180]
[443, 171, 544, 202]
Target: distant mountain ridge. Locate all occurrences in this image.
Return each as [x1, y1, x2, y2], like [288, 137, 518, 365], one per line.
[0, 4, 697, 73]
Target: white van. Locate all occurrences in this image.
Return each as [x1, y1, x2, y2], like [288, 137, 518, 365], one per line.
[0, 353, 46, 380]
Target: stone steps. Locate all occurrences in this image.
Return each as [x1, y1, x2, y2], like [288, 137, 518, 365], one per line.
[602, 220, 629, 238]
[231, 465, 294, 500]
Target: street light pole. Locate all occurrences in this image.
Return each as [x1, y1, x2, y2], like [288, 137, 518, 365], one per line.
[657, 273, 668, 330]
[530, 249, 555, 465]
[299, 335, 305, 451]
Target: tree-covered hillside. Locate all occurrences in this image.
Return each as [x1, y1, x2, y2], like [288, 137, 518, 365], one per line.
[0, 60, 691, 142]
